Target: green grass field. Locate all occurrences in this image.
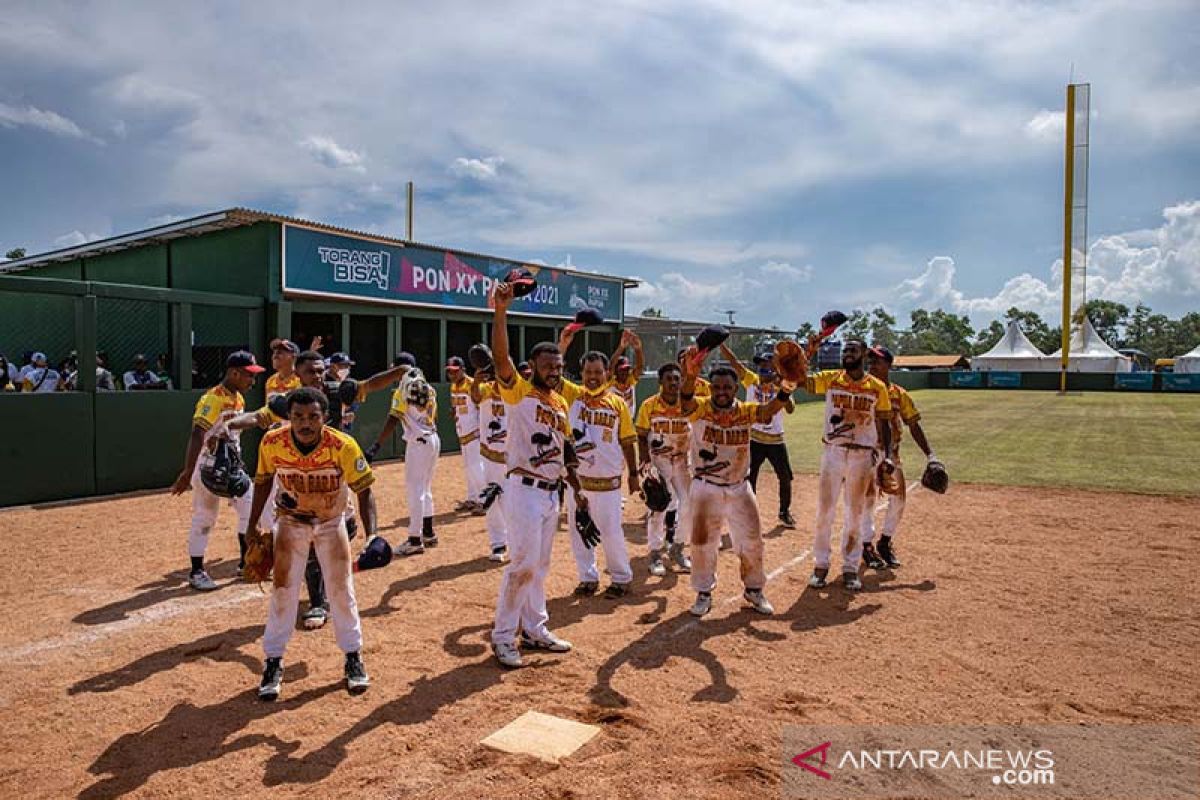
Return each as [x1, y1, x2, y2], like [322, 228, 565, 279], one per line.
[782, 389, 1200, 495]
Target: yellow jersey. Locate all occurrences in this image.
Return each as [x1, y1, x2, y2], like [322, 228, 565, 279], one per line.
[686, 398, 763, 485]
[806, 370, 893, 448]
[264, 372, 301, 398]
[884, 383, 920, 447]
[497, 373, 572, 483]
[635, 393, 691, 464]
[192, 384, 246, 450]
[568, 389, 635, 482]
[255, 425, 373, 522]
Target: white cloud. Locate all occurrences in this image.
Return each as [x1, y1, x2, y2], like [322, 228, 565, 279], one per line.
[52, 230, 106, 248]
[0, 101, 98, 142]
[299, 136, 366, 172]
[449, 156, 504, 181]
[761, 260, 813, 282]
[882, 199, 1200, 323]
[1023, 109, 1063, 141]
[627, 259, 815, 324]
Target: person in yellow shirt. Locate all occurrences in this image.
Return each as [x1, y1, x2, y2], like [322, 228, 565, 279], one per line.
[860, 346, 937, 571]
[447, 356, 486, 513]
[169, 351, 265, 592]
[635, 362, 694, 576]
[264, 339, 302, 398]
[803, 339, 894, 592]
[488, 281, 589, 668]
[245, 386, 377, 700]
[471, 368, 510, 562]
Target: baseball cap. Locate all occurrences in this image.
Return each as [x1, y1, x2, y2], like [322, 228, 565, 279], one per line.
[31, 351, 47, 365]
[446, 356, 465, 370]
[270, 338, 300, 354]
[226, 351, 266, 373]
[328, 352, 355, 366]
[393, 351, 417, 368]
[614, 356, 631, 370]
[516, 360, 531, 374]
[869, 345, 895, 364]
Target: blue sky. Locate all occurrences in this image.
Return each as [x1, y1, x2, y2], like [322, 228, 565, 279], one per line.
[2, 0, 1198, 330]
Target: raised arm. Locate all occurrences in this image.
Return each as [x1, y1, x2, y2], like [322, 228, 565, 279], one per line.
[557, 325, 578, 357]
[678, 346, 706, 416]
[629, 332, 645, 377]
[491, 283, 516, 384]
[719, 343, 751, 381]
[359, 363, 411, 396]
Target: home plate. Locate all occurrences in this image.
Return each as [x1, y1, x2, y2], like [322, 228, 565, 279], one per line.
[480, 711, 601, 764]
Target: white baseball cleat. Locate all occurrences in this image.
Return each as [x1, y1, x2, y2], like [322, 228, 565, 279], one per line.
[743, 588, 774, 615]
[493, 641, 523, 668]
[302, 606, 328, 630]
[520, 633, 573, 652]
[843, 572, 863, 592]
[648, 550, 667, 577]
[188, 570, 218, 592]
[395, 539, 425, 556]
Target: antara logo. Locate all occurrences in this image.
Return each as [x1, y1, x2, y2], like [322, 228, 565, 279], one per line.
[792, 741, 833, 780]
[317, 246, 390, 290]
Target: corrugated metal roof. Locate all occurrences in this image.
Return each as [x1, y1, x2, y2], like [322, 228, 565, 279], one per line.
[0, 207, 639, 287]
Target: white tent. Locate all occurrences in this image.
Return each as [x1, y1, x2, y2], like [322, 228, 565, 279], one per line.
[972, 321, 1053, 371]
[1047, 317, 1133, 373]
[1175, 344, 1200, 374]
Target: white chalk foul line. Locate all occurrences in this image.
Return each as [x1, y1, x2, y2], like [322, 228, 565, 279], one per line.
[8, 585, 263, 662]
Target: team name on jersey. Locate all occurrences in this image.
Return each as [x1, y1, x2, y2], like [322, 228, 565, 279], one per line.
[452, 394, 470, 412]
[489, 400, 505, 418]
[650, 418, 690, 434]
[702, 426, 750, 446]
[535, 404, 563, 427]
[578, 406, 618, 429]
[832, 393, 877, 412]
[277, 471, 341, 495]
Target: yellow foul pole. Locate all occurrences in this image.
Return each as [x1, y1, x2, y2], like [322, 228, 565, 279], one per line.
[1059, 84, 1076, 393]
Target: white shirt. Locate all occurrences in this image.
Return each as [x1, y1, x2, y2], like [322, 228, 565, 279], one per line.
[22, 367, 60, 393]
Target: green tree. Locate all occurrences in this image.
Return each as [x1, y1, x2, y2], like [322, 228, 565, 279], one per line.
[900, 308, 975, 355]
[972, 320, 1005, 354]
[843, 310, 871, 343]
[640, 307, 665, 318]
[4, 248, 25, 260]
[795, 321, 816, 340]
[1002, 307, 1058, 353]
[868, 307, 898, 351]
[1076, 299, 1130, 346]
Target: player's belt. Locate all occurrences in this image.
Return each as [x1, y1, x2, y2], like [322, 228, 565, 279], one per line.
[480, 445, 506, 464]
[830, 442, 875, 451]
[692, 476, 744, 488]
[578, 475, 621, 492]
[750, 431, 785, 444]
[459, 430, 479, 445]
[515, 475, 562, 492]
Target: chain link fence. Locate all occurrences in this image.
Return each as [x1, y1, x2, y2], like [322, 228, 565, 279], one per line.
[0, 288, 78, 390]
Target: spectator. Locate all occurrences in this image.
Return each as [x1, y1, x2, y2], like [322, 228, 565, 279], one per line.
[59, 352, 80, 391]
[155, 353, 175, 390]
[0, 354, 17, 391]
[123, 353, 167, 391]
[96, 352, 117, 392]
[21, 352, 61, 393]
[327, 352, 354, 383]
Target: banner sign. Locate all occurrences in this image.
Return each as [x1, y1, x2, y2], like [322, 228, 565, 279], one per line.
[1114, 373, 1154, 391]
[281, 224, 624, 321]
[1162, 373, 1200, 392]
[986, 371, 1022, 388]
[950, 372, 984, 388]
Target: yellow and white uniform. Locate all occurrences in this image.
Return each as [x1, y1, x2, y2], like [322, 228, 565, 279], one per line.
[450, 376, 485, 504]
[264, 371, 301, 398]
[684, 398, 768, 595]
[635, 393, 693, 552]
[806, 370, 893, 573]
[491, 372, 572, 647]
[746, 375, 785, 444]
[255, 425, 372, 659]
[607, 373, 638, 412]
[389, 375, 440, 539]
[187, 384, 251, 559]
[566, 387, 636, 586]
[477, 382, 509, 550]
[862, 383, 920, 545]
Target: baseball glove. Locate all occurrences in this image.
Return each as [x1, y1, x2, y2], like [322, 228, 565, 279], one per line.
[639, 466, 672, 512]
[242, 527, 274, 584]
[468, 343, 493, 371]
[337, 378, 361, 407]
[921, 459, 949, 494]
[267, 392, 289, 421]
[199, 437, 251, 498]
[877, 461, 903, 495]
[479, 481, 503, 510]
[574, 505, 602, 549]
[773, 340, 808, 383]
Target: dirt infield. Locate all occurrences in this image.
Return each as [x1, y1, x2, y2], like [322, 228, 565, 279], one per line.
[1, 454, 1197, 799]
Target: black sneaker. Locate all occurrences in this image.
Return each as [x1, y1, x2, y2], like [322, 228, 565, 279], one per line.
[778, 512, 797, 529]
[861, 542, 887, 570]
[344, 652, 370, 695]
[573, 581, 599, 596]
[603, 582, 631, 599]
[878, 537, 902, 568]
[422, 533, 439, 548]
[258, 657, 283, 701]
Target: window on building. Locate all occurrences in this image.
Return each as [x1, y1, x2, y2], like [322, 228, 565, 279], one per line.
[401, 317, 440, 379]
[349, 314, 388, 378]
[446, 320, 485, 375]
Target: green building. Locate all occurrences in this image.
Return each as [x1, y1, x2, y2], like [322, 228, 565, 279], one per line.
[0, 209, 635, 506]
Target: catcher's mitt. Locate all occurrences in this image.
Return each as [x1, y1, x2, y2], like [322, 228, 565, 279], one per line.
[199, 437, 251, 498]
[877, 461, 904, 495]
[639, 467, 672, 512]
[921, 459, 949, 494]
[242, 527, 274, 584]
[574, 505, 602, 549]
[773, 339, 808, 383]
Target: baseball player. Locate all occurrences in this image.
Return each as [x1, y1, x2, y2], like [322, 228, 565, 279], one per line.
[635, 362, 694, 576]
[471, 368, 510, 562]
[720, 344, 798, 528]
[516, 361, 533, 381]
[803, 339, 894, 592]
[265, 339, 301, 397]
[448, 356, 486, 514]
[369, 354, 440, 556]
[564, 351, 640, 598]
[245, 386, 375, 700]
[860, 346, 936, 570]
[169, 351, 265, 590]
[489, 281, 589, 668]
[677, 350, 793, 617]
[607, 330, 644, 411]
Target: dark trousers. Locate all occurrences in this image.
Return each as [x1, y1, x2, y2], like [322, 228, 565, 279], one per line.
[748, 440, 793, 514]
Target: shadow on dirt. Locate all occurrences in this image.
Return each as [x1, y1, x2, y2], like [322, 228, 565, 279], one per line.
[72, 559, 239, 626]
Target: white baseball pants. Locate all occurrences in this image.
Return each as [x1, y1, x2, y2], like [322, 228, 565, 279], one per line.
[813, 445, 875, 573]
[492, 478, 559, 645]
[405, 434, 439, 537]
[862, 461, 907, 544]
[262, 515, 362, 658]
[187, 466, 252, 558]
[482, 459, 508, 550]
[461, 437, 485, 501]
[567, 487, 631, 585]
[646, 458, 691, 552]
[686, 479, 765, 594]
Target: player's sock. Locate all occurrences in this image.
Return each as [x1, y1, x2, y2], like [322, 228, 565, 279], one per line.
[422, 516, 434, 537]
[189, 556, 204, 575]
[237, 533, 247, 563]
[665, 510, 678, 543]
